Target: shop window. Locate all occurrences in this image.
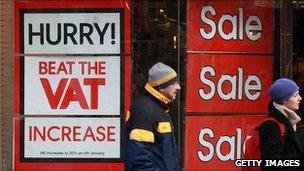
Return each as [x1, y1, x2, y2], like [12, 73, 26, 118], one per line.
[132, 0, 186, 154]
[293, 1, 304, 132]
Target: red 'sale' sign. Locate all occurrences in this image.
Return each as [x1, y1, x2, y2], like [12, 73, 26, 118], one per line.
[186, 54, 273, 113]
[185, 1, 274, 171]
[184, 115, 266, 171]
[187, 0, 273, 53]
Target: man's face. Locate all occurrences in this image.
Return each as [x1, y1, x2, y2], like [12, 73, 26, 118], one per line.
[160, 81, 181, 101]
[283, 91, 302, 110]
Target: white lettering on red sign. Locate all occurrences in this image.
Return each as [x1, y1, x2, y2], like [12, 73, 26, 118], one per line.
[199, 66, 261, 100]
[197, 128, 242, 162]
[200, 6, 262, 41]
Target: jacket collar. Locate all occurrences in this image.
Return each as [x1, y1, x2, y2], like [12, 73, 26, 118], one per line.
[144, 83, 171, 105]
[273, 102, 301, 131]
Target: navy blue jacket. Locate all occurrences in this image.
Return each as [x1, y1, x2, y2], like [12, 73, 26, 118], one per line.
[124, 84, 180, 171]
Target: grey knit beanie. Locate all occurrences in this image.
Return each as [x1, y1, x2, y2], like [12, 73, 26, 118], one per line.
[148, 62, 178, 88]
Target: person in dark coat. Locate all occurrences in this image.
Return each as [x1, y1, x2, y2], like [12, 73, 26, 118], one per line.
[260, 78, 303, 170]
[124, 62, 181, 171]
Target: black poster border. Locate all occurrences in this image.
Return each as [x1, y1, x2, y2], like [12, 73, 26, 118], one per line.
[19, 8, 125, 162]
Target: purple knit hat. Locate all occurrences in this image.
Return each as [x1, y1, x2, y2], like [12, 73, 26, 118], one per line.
[268, 78, 299, 103]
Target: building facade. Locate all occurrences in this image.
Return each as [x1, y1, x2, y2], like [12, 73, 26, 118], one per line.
[1, 0, 304, 170]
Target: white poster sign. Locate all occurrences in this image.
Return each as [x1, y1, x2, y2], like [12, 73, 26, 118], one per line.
[23, 12, 121, 54]
[24, 56, 120, 115]
[21, 10, 123, 161]
[24, 117, 120, 158]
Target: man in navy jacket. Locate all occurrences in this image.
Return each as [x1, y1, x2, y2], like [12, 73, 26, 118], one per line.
[124, 62, 181, 171]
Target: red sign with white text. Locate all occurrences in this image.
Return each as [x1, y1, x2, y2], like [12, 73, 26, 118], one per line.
[184, 115, 267, 171]
[185, 1, 274, 170]
[186, 54, 273, 113]
[187, 0, 273, 53]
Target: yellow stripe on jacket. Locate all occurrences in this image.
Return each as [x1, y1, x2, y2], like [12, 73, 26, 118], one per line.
[130, 129, 155, 143]
[157, 122, 172, 133]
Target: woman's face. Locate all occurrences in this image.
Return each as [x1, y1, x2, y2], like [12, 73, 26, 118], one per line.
[283, 91, 302, 110]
